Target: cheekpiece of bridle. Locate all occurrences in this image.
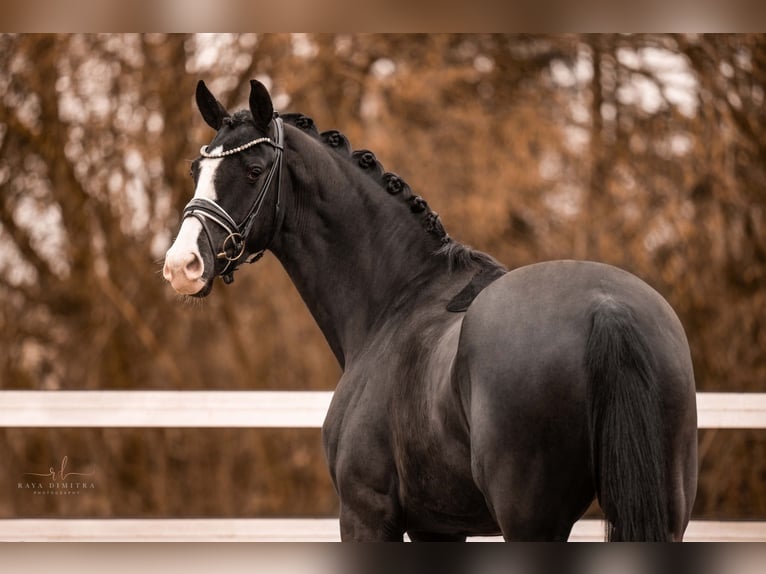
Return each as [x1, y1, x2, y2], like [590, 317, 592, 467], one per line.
[182, 115, 284, 285]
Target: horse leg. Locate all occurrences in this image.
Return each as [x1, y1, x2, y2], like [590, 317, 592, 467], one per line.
[338, 503, 404, 541]
[408, 531, 467, 542]
[669, 414, 699, 541]
[471, 433, 595, 541]
[336, 466, 405, 541]
[329, 418, 405, 540]
[484, 470, 594, 542]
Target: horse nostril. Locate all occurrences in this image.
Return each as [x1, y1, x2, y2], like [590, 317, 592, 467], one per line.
[183, 253, 203, 280]
[162, 260, 173, 282]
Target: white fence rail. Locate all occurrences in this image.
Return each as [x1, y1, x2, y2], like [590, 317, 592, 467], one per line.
[1, 391, 764, 541]
[0, 391, 765, 428]
[0, 518, 764, 542]
[0, 390, 331, 428]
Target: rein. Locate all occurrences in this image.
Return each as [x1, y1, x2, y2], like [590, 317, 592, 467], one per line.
[182, 116, 284, 285]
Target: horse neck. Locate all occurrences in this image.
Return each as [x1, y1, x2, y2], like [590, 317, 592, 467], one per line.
[270, 134, 446, 367]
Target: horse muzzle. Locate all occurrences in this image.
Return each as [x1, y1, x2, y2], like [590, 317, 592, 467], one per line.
[163, 218, 211, 295]
[163, 251, 208, 295]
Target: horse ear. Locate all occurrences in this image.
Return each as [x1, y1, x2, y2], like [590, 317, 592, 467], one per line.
[195, 80, 229, 131]
[249, 79, 274, 133]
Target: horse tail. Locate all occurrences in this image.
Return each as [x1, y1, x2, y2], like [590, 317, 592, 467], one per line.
[585, 299, 670, 541]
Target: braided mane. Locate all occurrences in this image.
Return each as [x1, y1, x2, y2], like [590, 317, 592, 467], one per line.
[280, 113, 504, 273]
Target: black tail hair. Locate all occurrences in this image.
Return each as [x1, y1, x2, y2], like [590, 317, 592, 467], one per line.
[586, 300, 670, 541]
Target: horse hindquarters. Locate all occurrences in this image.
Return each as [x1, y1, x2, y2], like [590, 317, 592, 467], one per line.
[457, 261, 696, 540]
[586, 300, 687, 541]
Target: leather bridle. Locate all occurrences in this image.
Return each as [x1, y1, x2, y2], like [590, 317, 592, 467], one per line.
[182, 116, 284, 285]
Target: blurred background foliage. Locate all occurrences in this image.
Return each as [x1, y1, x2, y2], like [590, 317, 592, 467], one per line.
[0, 34, 764, 522]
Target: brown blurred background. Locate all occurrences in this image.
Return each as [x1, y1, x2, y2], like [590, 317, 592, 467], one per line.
[0, 34, 764, 521]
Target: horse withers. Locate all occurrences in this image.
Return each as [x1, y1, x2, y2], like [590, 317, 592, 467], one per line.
[163, 79, 698, 541]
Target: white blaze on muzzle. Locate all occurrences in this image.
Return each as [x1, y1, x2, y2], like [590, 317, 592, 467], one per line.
[162, 149, 223, 294]
[162, 218, 205, 294]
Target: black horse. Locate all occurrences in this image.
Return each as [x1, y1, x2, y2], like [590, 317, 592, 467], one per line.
[163, 80, 698, 541]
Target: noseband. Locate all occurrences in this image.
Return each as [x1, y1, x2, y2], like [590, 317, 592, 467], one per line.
[182, 116, 284, 285]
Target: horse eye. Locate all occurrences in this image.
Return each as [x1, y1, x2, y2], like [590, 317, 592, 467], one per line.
[247, 166, 263, 182]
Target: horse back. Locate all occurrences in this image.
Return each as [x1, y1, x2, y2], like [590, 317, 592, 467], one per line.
[457, 259, 693, 389]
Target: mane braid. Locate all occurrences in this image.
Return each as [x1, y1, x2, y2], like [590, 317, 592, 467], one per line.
[282, 113, 506, 273]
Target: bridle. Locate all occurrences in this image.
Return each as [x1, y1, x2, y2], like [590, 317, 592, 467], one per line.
[182, 116, 284, 285]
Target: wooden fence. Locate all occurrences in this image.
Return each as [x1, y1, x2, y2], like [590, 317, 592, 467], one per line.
[1, 391, 764, 541]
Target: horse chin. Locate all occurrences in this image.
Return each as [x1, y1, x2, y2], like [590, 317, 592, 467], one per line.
[178, 278, 214, 299]
[188, 277, 215, 298]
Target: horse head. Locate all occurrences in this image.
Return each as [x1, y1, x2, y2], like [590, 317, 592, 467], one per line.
[163, 79, 284, 296]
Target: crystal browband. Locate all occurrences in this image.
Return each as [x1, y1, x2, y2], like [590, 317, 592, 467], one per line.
[199, 137, 275, 158]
